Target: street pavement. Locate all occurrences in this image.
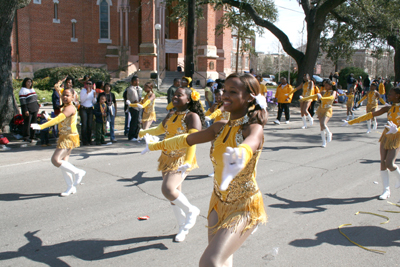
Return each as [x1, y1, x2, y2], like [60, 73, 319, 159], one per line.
[1, 97, 400, 266]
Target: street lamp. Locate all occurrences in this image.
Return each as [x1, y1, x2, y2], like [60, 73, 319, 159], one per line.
[155, 23, 161, 91]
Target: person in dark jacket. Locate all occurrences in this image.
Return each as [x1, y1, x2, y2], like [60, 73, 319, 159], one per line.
[18, 78, 40, 142]
[363, 75, 371, 93]
[93, 95, 108, 145]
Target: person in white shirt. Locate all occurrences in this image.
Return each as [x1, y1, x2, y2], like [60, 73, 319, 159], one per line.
[126, 76, 143, 141]
[19, 78, 40, 142]
[79, 81, 97, 145]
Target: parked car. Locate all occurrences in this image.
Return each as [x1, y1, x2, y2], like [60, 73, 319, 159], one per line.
[263, 78, 277, 86]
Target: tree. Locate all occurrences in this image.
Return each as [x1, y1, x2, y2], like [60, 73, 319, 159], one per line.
[328, 0, 400, 81]
[0, 0, 31, 131]
[218, 0, 347, 85]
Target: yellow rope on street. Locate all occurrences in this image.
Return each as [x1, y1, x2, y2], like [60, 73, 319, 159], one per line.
[338, 224, 386, 254]
[355, 211, 389, 224]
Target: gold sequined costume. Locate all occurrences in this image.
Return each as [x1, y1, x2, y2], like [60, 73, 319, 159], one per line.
[158, 110, 198, 172]
[301, 91, 335, 118]
[57, 106, 80, 149]
[141, 94, 156, 122]
[358, 91, 385, 112]
[208, 115, 267, 234]
[379, 104, 400, 150]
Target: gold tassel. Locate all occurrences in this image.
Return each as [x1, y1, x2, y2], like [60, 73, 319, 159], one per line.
[57, 134, 80, 149]
[207, 191, 267, 235]
[157, 152, 198, 172]
[379, 128, 400, 150]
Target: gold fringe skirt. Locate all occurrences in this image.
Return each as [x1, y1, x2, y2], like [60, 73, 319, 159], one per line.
[57, 133, 80, 149]
[142, 111, 156, 122]
[157, 151, 198, 172]
[207, 190, 267, 235]
[379, 128, 400, 150]
[346, 101, 353, 108]
[367, 104, 378, 113]
[316, 107, 332, 118]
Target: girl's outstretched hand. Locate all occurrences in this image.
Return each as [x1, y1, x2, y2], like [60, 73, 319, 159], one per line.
[220, 147, 245, 191]
[385, 121, 398, 135]
[30, 123, 41, 130]
[341, 120, 349, 126]
[141, 133, 159, 155]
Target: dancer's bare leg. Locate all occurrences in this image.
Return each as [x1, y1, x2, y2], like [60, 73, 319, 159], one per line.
[199, 209, 256, 267]
[142, 120, 153, 130]
[162, 171, 186, 202]
[51, 148, 72, 167]
[384, 146, 400, 171]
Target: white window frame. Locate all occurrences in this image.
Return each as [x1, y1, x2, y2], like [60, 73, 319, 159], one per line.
[53, 0, 60, 23]
[97, 0, 113, 44]
[33, 0, 41, 4]
[71, 19, 78, 42]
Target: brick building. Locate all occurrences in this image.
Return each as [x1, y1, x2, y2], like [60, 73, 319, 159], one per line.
[11, 0, 236, 86]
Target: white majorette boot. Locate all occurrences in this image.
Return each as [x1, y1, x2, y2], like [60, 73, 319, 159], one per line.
[320, 131, 326, 148]
[307, 114, 314, 126]
[352, 113, 355, 120]
[379, 170, 390, 200]
[391, 167, 400, 189]
[325, 127, 332, 143]
[172, 192, 200, 231]
[366, 120, 372, 134]
[301, 116, 307, 129]
[59, 160, 86, 186]
[172, 205, 188, 242]
[60, 169, 76, 197]
[346, 115, 350, 121]
[373, 119, 378, 130]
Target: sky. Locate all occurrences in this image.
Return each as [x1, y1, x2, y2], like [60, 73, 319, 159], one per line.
[255, 0, 305, 54]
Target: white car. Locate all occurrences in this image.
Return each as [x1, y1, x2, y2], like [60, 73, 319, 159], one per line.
[263, 78, 277, 86]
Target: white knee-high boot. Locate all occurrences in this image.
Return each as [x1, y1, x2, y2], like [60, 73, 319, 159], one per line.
[60, 169, 76, 197]
[391, 167, 400, 189]
[351, 113, 355, 120]
[59, 160, 86, 186]
[325, 127, 332, 143]
[373, 118, 378, 130]
[366, 120, 372, 133]
[307, 114, 314, 126]
[346, 115, 350, 121]
[379, 170, 390, 200]
[301, 116, 307, 129]
[172, 205, 188, 242]
[172, 192, 200, 231]
[320, 131, 326, 148]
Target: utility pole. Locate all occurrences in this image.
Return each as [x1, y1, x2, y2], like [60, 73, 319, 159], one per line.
[185, 0, 195, 78]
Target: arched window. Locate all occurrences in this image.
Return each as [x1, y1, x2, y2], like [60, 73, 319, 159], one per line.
[97, 0, 112, 43]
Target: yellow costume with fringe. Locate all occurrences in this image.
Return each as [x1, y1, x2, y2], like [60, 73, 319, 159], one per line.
[208, 115, 267, 234]
[39, 105, 79, 149]
[157, 110, 198, 172]
[357, 91, 385, 112]
[301, 91, 335, 118]
[138, 94, 156, 122]
[379, 104, 400, 150]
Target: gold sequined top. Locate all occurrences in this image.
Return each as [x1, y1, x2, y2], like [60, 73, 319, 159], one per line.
[319, 91, 335, 109]
[59, 106, 78, 136]
[388, 103, 400, 127]
[163, 110, 190, 157]
[302, 81, 314, 97]
[210, 115, 263, 201]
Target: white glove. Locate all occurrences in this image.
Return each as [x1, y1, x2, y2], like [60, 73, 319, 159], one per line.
[299, 95, 303, 99]
[205, 116, 211, 122]
[43, 111, 50, 120]
[141, 133, 160, 155]
[220, 147, 245, 191]
[177, 163, 191, 178]
[126, 100, 131, 106]
[317, 93, 322, 100]
[137, 104, 143, 109]
[30, 123, 41, 130]
[384, 103, 391, 107]
[385, 121, 398, 135]
[341, 120, 349, 126]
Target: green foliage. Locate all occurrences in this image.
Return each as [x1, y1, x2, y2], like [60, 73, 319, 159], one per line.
[338, 67, 367, 89]
[33, 77, 51, 91]
[112, 81, 129, 94]
[34, 66, 111, 88]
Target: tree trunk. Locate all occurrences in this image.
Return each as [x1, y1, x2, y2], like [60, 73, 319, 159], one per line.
[387, 35, 400, 82]
[0, 0, 31, 131]
[184, 0, 195, 79]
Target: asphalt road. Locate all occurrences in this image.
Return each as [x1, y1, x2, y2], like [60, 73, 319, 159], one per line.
[1, 100, 399, 266]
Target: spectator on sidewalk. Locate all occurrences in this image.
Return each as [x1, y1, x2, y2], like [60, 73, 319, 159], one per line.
[98, 83, 117, 142]
[93, 95, 108, 145]
[204, 79, 215, 110]
[363, 75, 371, 93]
[167, 78, 180, 104]
[19, 77, 40, 142]
[39, 111, 51, 147]
[79, 81, 97, 146]
[126, 76, 142, 141]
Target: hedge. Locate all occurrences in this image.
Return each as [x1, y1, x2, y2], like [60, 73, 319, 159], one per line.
[34, 66, 111, 90]
[338, 67, 367, 89]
